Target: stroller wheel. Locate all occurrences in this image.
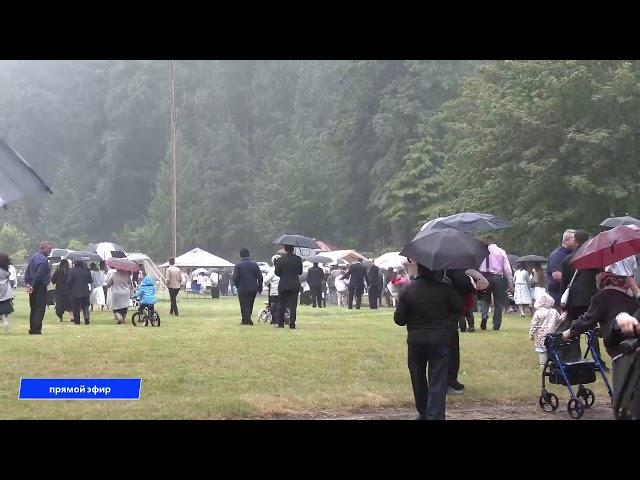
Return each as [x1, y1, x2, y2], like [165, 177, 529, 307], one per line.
[567, 398, 585, 419]
[258, 308, 271, 323]
[580, 388, 595, 408]
[539, 392, 559, 412]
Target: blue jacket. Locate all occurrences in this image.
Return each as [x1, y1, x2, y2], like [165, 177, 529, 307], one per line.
[136, 275, 157, 305]
[24, 251, 51, 287]
[232, 257, 263, 293]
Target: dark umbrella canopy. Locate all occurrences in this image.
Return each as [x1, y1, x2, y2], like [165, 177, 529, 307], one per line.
[0, 138, 51, 208]
[570, 225, 640, 270]
[304, 255, 332, 264]
[507, 254, 520, 268]
[600, 216, 640, 228]
[421, 212, 511, 233]
[401, 229, 489, 270]
[273, 235, 318, 249]
[515, 255, 548, 263]
[66, 251, 103, 263]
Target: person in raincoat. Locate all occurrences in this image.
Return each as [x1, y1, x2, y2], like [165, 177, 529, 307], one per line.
[134, 274, 157, 317]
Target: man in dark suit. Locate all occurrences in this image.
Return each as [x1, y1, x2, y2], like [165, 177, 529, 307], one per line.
[275, 245, 303, 328]
[307, 262, 324, 308]
[367, 263, 382, 309]
[232, 248, 263, 325]
[341, 260, 369, 310]
[561, 229, 609, 370]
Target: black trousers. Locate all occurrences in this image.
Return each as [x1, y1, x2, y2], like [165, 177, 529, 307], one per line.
[448, 322, 460, 384]
[408, 339, 449, 420]
[310, 287, 323, 308]
[368, 287, 380, 309]
[348, 286, 364, 309]
[459, 311, 475, 331]
[168, 288, 180, 315]
[569, 305, 606, 363]
[238, 291, 257, 324]
[278, 290, 299, 327]
[29, 284, 47, 334]
[72, 297, 90, 324]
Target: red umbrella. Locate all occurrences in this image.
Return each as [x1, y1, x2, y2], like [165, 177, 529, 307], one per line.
[106, 258, 140, 273]
[570, 225, 640, 270]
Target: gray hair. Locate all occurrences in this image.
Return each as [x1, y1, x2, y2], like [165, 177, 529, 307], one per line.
[562, 229, 576, 244]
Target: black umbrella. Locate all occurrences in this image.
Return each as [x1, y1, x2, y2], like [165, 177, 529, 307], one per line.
[515, 255, 547, 263]
[401, 229, 489, 270]
[600, 216, 640, 228]
[304, 255, 332, 264]
[506, 254, 520, 268]
[0, 138, 52, 208]
[66, 251, 103, 263]
[273, 235, 318, 249]
[421, 212, 512, 233]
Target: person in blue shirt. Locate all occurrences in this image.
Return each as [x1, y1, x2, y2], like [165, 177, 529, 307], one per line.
[135, 275, 157, 316]
[546, 230, 578, 310]
[24, 241, 54, 335]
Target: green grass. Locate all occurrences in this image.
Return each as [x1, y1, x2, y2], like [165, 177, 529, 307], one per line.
[0, 291, 613, 419]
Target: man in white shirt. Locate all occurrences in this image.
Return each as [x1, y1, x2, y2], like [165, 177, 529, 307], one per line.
[209, 270, 219, 298]
[8, 264, 16, 288]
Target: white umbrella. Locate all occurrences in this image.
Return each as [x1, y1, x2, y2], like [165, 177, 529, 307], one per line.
[374, 251, 408, 269]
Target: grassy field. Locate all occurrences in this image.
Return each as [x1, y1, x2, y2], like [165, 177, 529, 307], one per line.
[0, 290, 613, 419]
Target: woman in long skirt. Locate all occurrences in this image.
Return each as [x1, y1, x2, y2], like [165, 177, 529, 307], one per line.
[90, 263, 106, 311]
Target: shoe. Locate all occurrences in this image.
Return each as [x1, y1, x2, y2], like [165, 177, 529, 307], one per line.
[480, 318, 487, 330]
[449, 381, 465, 391]
[28, 331, 42, 335]
[85, 321, 90, 325]
[289, 325, 296, 329]
[447, 386, 463, 395]
[467, 326, 475, 332]
[114, 312, 122, 323]
[492, 327, 500, 331]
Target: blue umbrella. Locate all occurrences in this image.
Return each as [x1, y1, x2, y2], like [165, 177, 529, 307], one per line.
[0, 138, 51, 208]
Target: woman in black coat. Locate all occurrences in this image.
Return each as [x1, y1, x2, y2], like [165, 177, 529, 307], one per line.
[67, 260, 92, 325]
[562, 272, 639, 358]
[51, 259, 73, 322]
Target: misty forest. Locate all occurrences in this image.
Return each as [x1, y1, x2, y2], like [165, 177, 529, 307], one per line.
[1, 60, 639, 262]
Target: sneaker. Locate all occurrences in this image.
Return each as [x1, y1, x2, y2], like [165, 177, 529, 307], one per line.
[447, 386, 464, 395]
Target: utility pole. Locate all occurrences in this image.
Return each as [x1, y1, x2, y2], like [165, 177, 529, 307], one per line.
[169, 60, 177, 258]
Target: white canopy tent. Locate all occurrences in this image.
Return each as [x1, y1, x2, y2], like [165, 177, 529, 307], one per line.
[374, 251, 408, 270]
[159, 247, 234, 268]
[316, 250, 369, 265]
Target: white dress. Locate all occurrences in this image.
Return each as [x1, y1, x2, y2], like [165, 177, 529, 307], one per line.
[513, 269, 532, 305]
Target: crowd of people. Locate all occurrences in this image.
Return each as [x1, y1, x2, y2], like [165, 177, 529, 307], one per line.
[1, 228, 639, 421]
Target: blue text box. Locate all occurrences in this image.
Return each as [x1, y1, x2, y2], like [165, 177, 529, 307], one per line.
[19, 378, 142, 400]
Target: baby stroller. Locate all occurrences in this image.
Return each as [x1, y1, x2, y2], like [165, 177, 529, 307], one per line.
[612, 333, 640, 420]
[539, 328, 612, 419]
[257, 285, 289, 324]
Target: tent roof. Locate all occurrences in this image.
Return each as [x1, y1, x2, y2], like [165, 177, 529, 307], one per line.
[158, 247, 234, 268]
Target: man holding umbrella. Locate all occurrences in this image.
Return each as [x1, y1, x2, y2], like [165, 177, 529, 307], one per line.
[275, 244, 303, 328]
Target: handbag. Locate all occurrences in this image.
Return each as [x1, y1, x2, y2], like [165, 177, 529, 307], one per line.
[560, 270, 578, 308]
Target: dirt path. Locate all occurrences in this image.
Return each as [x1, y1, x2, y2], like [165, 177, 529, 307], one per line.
[277, 400, 614, 420]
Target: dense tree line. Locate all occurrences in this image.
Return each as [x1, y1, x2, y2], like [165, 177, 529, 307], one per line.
[1, 60, 637, 262]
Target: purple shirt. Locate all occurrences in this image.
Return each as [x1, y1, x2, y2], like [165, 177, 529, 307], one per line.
[478, 244, 513, 280]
